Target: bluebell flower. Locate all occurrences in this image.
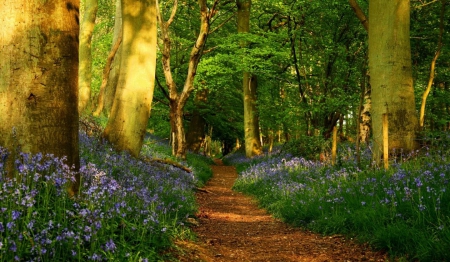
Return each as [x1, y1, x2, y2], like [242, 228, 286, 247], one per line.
[9, 241, 17, 252]
[105, 239, 116, 252]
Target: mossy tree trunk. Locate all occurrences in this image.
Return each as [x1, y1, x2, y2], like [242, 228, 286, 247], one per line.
[237, 0, 262, 158]
[0, 0, 80, 195]
[369, 0, 418, 162]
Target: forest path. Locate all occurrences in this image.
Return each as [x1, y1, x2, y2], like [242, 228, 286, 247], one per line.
[174, 159, 388, 262]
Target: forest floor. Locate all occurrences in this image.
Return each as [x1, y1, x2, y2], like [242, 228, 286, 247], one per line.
[173, 159, 390, 262]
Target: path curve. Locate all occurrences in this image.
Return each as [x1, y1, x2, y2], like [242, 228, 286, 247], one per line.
[176, 159, 388, 261]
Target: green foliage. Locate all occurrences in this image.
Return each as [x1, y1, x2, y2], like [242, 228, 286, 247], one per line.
[90, 0, 115, 96]
[281, 135, 329, 161]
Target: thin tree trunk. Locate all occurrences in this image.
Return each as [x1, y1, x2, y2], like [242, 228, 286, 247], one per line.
[104, 0, 123, 116]
[419, 0, 446, 129]
[186, 89, 208, 153]
[93, 33, 122, 117]
[157, 0, 214, 159]
[356, 61, 367, 165]
[78, 0, 98, 113]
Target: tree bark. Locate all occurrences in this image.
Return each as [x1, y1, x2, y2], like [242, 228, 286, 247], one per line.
[157, 0, 213, 159]
[419, 0, 446, 129]
[186, 89, 208, 153]
[92, 33, 122, 117]
[0, 0, 80, 195]
[349, 0, 369, 32]
[103, 0, 158, 157]
[104, 0, 123, 116]
[369, 0, 418, 162]
[237, 0, 263, 157]
[78, 0, 98, 113]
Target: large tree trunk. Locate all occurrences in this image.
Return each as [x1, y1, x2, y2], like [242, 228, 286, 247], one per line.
[78, 0, 98, 113]
[186, 89, 208, 153]
[103, 0, 157, 157]
[237, 0, 263, 157]
[0, 0, 80, 195]
[369, 0, 418, 162]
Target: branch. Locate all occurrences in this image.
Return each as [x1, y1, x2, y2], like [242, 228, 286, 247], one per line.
[414, 0, 439, 8]
[140, 156, 192, 173]
[348, 0, 368, 32]
[155, 75, 170, 101]
[210, 13, 234, 34]
[209, 0, 220, 19]
[166, 0, 178, 27]
[202, 46, 218, 55]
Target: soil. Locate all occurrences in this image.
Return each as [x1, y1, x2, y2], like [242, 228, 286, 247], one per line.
[174, 159, 389, 262]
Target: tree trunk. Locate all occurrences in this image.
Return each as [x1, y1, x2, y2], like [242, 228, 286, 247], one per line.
[360, 68, 371, 144]
[237, 0, 263, 157]
[186, 89, 208, 153]
[157, 0, 212, 159]
[92, 32, 122, 117]
[104, 0, 123, 116]
[0, 0, 80, 195]
[369, 0, 418, 162]
[419, 0, 445, 130]
[78, 0, 98, 113]
[103, 0, 157, 157]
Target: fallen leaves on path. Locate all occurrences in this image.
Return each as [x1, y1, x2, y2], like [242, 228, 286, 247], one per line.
[174, 160, 388, 261]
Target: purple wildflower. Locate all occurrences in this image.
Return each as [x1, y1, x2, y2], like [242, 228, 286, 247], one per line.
[104, 239, 116, 252]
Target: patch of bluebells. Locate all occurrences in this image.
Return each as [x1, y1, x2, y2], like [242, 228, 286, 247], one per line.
[0, 132, 198, 261]
[232, 144, 450, 260]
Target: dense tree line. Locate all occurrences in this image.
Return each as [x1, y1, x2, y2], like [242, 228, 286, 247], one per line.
[1, 0, 449, 182]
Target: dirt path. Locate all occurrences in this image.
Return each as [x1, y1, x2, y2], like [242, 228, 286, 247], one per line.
[175, 160, 388, 261]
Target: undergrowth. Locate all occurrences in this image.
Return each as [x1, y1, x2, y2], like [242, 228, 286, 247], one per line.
[226, 140, 450, 261]
[0, 130, 212, 261]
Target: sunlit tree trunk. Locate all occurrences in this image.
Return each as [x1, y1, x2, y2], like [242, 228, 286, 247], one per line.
[78, 0, 98, 113]
[103, 0, 157, 157]
[0, 0, 80, 195]
[359, 67, 371, 144]
[237, 0, 262, 157]
[369, 0, 418, 162]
